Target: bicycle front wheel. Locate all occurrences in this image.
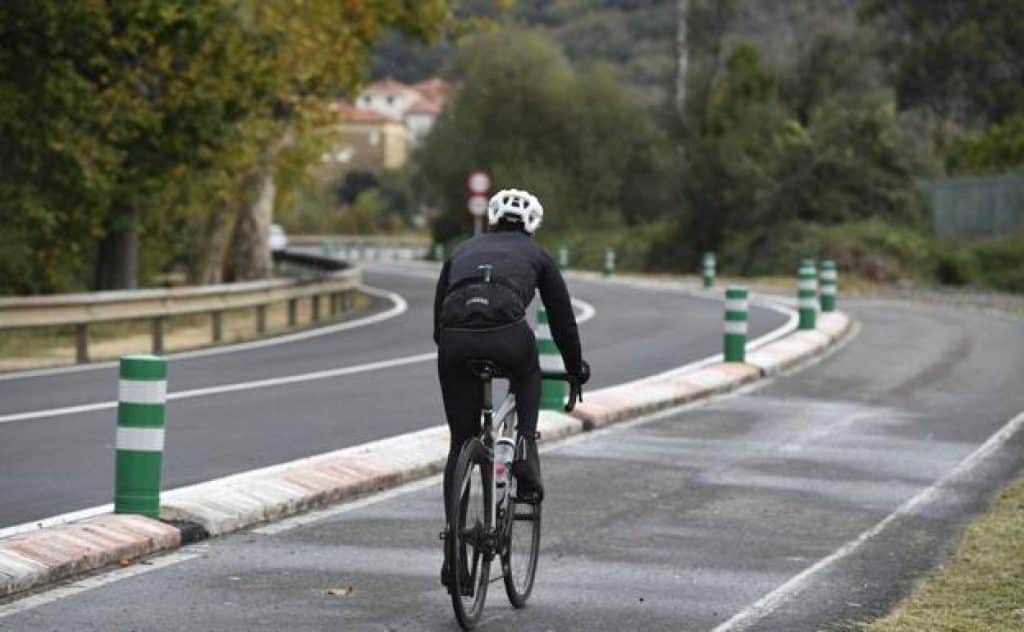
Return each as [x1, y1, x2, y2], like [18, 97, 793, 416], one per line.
[447, 438, 493, 629]
[502, 492, 541, 607]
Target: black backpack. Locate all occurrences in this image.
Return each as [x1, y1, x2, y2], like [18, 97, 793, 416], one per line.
[439, 264, 526, 331]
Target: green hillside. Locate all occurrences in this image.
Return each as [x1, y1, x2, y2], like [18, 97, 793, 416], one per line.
[371, 0, 863, 107]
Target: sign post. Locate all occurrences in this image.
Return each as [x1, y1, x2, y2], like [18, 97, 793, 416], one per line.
[467, 171, 491, 235]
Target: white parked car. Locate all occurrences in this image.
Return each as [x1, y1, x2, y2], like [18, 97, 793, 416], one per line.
[268, 224, 288, 251]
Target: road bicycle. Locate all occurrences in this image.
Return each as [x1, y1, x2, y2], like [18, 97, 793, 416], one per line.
[443, 360, 582, 630]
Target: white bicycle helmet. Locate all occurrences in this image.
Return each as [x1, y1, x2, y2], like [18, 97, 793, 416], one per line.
[487, 188, 544, 233]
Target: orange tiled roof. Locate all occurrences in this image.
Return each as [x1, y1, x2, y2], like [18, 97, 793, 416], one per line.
[406, 95, 443, 116]
[331, 100, 395, 123]
[363, 76, 418, 95]
[410, 78, 450, 102]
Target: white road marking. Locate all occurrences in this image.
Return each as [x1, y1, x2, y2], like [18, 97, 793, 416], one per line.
[0, 547, 205, 620]
[606, 299, 798, 392]
[0, 353, 435, 425]
[0, 295, 597, 536]
[0, 307, 847, 611]
[0, 284, 406, 382]
[711, 407, 1024, 632]
[0, 297, 596, 426]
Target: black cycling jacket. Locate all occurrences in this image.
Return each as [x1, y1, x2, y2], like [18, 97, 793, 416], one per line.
[433, 225, 583, 375]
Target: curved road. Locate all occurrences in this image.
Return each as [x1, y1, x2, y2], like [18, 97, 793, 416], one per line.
[0, 264, 786, 528]
[3, 298, 1019, 631]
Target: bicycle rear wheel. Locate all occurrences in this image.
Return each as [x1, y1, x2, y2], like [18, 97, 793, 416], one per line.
[502, 490, 541, 606]
[447, 438, 493, 629]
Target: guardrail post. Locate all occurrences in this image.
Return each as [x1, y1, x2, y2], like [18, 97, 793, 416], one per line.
[211, 310, 223, 342]
[287, 298, 298, 327]
[75, 323, 89, 364]
[724, 286, 748, 362]
[603, 248, 615, 277]
[819, 260, 837, 312]
[256, 305, 267, 334]
[151, 317, 165, 354]
[537, 307, 567, 410]
[798, 261, 818, 330]
[703, 252, 716, 289]
[558, 245, 570, 269]
[311, 295, 321, 322]
[115, 354, 167, 518]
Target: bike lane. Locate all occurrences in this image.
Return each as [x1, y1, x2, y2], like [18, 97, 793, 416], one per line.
[7, 300, 1022, 630]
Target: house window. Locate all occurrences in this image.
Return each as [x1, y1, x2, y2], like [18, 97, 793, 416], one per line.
[387, 95, 394, 105]
[363, 96, 372, 104]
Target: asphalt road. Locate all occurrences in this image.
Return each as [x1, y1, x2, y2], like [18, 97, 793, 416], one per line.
[0, 263, 785, 528]
[3, 299, 1021, 631]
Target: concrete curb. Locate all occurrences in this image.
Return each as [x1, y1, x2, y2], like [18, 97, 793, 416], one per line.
[0, 285, 851, 600]
[0, 514, 180, 598]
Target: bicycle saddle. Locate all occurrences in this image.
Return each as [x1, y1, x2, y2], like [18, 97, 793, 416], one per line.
[467, 359, 506, 379]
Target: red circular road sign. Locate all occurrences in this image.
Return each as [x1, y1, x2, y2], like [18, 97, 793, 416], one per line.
[467, 171, 491, 195]
[467, 194, 488, 217]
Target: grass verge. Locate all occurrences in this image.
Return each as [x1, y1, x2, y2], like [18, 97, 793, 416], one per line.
[866, 475, 1024, 632]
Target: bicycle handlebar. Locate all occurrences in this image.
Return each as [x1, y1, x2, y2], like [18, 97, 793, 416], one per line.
[540, 371, 584, 413]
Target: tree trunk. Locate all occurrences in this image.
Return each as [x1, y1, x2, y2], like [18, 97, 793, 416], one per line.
[674, 0, 689, 116]
[194, 199, 233, 285]
[225, 164, 275, 282]
[94, 207, 140, 290]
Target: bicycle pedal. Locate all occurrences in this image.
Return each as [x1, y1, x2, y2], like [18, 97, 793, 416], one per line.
[439, 530, 447, 541]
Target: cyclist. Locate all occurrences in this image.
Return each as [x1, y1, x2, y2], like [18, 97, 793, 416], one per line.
[434, 188, 589, 589]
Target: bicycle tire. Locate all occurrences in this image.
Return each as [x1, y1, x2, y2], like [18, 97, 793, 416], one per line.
[447, 438, 493, 629]
[502, 488, 542, 606]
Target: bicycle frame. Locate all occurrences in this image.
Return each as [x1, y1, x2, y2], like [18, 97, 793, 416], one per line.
[479, 376, 517, 533]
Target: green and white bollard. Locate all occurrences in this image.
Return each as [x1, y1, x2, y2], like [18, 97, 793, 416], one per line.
[433, 243, 445, 262]
[819, 260, 837, 312]
[558, 244, 570, 270]
[115, 354, 167, 518]
[797, 261, 818, 330]
[536, 307, 567, 410]
[702, 252, 716, 289]
[724, 286, 748, 363]
[603, 248, 616, 277]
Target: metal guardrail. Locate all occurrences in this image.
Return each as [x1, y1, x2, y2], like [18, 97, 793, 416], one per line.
[0, 251, 361, 364]
[289, 234, 430, 262]
[289, 234, 429, 247]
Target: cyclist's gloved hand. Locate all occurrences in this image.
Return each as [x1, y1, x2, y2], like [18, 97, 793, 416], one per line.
[573, 360, 591, 385]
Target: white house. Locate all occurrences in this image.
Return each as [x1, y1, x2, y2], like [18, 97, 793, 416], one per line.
[354, 77, 450, 146]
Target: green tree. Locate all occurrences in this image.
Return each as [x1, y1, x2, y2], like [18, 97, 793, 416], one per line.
[950, 112, 1024, 174]
[660, 45, 925, 273]
[0, 0, 454, 293]
[861, 0, 1024, 128]
[220, 0, 452, 282]
[0, 1, 265, 292]
[417, 27, 674, 243]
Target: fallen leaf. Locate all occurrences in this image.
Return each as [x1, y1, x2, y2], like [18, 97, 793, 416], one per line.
[326, 586, 354, 597]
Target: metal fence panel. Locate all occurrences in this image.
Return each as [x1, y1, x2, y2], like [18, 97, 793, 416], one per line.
[920, 174, 1024, 240]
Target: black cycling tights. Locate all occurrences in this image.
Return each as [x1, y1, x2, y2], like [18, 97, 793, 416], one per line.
[437, 321, 541, 523]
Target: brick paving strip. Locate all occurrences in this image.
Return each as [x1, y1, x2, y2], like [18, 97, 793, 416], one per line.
[0, 296, 851, 599]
